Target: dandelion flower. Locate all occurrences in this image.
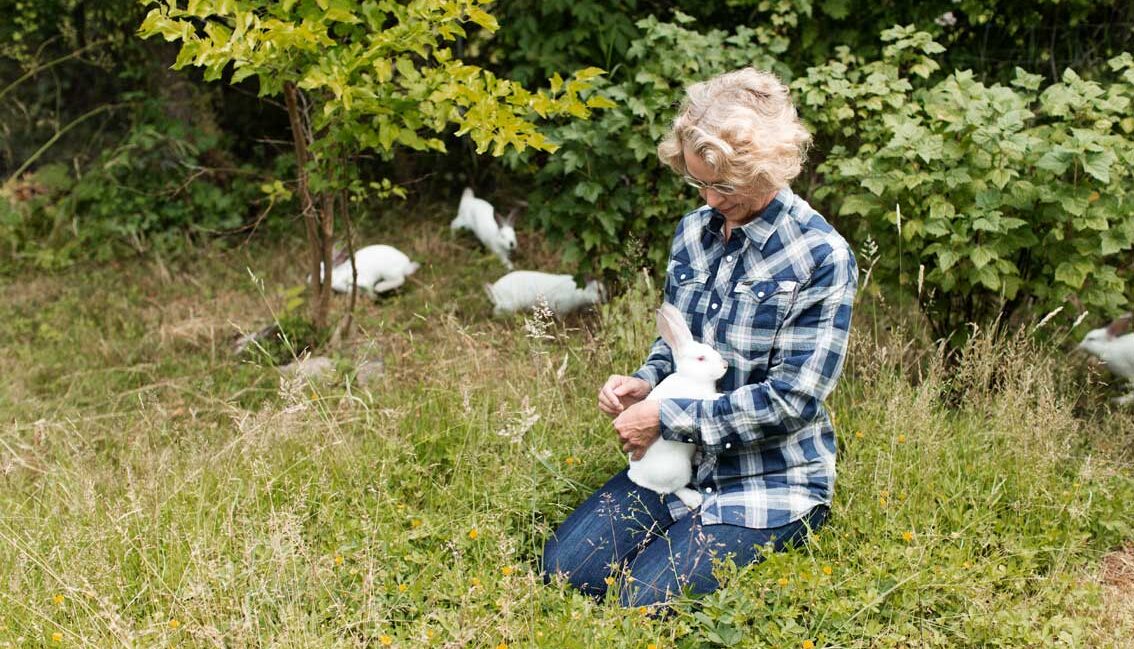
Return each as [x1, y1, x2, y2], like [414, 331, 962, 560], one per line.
[334, 554, 344, 566]
[803, 641, 815, 649]
[501, 566, 514, 577]
[565, 456, 578, 466]
[471, 577, 481, 587]
[169, 619, 181, 629]
[878, 497, 887, 507]
[380, 635, 393, 646]
[468, 528, 479, 540]
[897, 434, 906, 443]
[496, 643, 509, 649]
[777, 577, 789, 587]
[52, 594, 64, 605]
[854, 430, 864, 439]
[411, 519, 423, 529]
[398, 583, 408, 593]
[426, 629, 435, 639]
[51, 632, 63, 643]
[902, 531, 913, 543]
[604, 576, 615, 587]
[648, 644, 659, 649]
[822, 565, 833, 576]
[638, 606, 649, 615]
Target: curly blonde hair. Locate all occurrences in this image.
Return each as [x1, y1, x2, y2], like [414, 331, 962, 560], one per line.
[657, 68, 811, 197]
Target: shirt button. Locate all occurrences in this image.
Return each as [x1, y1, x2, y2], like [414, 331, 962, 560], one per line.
[684, 437, 692, 443]
[711, 303, 719, 310]
[757, 291, 766, 298]
[704, 486, 713, 493]
[724, 442, 732, 449]
[726, 255, 734, 262]
[680, 273, 687, 280]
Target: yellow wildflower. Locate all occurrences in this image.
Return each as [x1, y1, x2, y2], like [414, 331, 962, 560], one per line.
[411, 519, 423, 529]
[777, 577, 789, 587]
[897, 434, 906, 443]
[604, 576, 615, 587]
[902, 530, 913, 543]
[334, 554, 344, 566]
[501, 566, 514, 577]
[854, 430, 864, 439]
[822, 565, 833, 576]
[496, 644, 509, 649]
[638, 606, 649, 615]
[53, 594, 64, 605]
[52, 632, 63, 643]
[471, 577, 481, 587]
[803, 641, 815, 649]
[398, 583, 408, 593]
[380, 635, 393, 646]
[565, 456, 578, 466]
[468, 528, 479, 540]
[169, 619, 181, 629]
[648, 644, 659, 649]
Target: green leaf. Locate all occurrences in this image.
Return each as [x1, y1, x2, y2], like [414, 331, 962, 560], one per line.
[970, 246, 996, 269]
[1054, 261, 1088, 288]
[1083, 150, 1117, 183]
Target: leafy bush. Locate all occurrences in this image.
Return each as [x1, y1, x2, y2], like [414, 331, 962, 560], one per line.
[518, 12, 791, 278]
[0, 121, 267, 268]
[796, 27, 1134, 340]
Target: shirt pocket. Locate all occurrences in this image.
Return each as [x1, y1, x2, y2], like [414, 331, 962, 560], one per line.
[723, 278, 799, 361]
[667, 261, 709, 306]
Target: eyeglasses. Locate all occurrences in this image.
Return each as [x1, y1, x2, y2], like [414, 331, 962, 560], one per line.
[683, 175, 737, 196]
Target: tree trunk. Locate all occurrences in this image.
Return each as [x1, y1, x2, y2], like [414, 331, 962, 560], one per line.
[283, 81, 328, 331]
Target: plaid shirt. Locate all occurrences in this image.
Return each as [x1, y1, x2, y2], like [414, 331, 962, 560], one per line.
[632, 187, 857, 529]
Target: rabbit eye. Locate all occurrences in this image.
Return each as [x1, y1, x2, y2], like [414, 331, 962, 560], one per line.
[696, 355, 705, 361]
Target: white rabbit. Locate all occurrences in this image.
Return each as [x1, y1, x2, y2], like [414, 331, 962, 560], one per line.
[484, 271, 605, 317]
[450, 187, 517, 269]
[628, 303, 728, 510]
[1078, 312, 1134, 404]
[318, 244, 420, 297]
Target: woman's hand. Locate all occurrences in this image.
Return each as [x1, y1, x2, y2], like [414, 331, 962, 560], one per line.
[597, 375, 651, 417]
[613, 400, 661, 460]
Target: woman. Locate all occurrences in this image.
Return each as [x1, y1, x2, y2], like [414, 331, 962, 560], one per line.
[542, 68, 857, 607]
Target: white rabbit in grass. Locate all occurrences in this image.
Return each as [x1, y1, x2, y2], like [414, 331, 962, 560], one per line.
[484, 271, 605, 317]
[628, 303, 728, 510]
[1078, 312, 1134, 404]
[317, 244, 420, 297]
[451, 187, 518, 269]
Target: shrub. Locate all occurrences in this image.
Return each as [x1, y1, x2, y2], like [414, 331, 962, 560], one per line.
[518, 12, 791, 279]
[796, 27, 1134, 341]
[0, 121, 266, 268]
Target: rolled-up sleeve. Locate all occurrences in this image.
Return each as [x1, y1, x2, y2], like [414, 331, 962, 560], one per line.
[658, 245, 857, 454]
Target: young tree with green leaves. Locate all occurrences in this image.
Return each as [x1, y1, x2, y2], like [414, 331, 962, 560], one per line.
[139, 0, 611, 334]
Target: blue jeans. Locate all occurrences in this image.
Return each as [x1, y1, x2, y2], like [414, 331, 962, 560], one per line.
[541, 469, 828, 607]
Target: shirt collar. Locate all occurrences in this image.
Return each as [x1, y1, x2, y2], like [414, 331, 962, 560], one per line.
[704, 187, 793, 250]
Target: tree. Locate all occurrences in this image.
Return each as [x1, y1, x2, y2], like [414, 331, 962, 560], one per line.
[139, 0, 610, 334]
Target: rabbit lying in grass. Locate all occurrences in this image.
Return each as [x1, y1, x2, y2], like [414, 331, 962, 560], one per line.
[450, 187, 517, 269]
[1078, 312, 1134, 404]
[628, 303, 728, 510]
[484, 271, 604, 317]
[320, 244, 420, 297]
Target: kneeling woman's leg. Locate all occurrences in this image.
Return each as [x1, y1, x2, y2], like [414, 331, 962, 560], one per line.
[542, 469, 675, 598]
[619, 505, 829, 607]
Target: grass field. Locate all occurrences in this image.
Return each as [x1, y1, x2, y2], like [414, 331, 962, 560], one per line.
[2, 205, 1133, 647]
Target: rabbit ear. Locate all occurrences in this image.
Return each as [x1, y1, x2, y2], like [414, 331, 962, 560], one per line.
[1107, 313, 1133, 337]
[657, 303, 693, 352]
[503, 207, 519, 226]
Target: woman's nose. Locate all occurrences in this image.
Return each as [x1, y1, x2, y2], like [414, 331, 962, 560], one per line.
[704, 188, 727, 208]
